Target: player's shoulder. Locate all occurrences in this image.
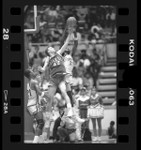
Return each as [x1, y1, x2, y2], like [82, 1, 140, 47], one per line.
[57, 51, 63, 58]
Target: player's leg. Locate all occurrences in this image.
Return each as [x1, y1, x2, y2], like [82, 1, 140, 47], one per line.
[47, 83, 57, 112]
[33, 111, 44, 143]
[65, 76, 74, 107]
[40, 110, 52, 143]
[91, 118, 97, 142]
[58, 80, 73, 116]
[97, 118, 102, 142]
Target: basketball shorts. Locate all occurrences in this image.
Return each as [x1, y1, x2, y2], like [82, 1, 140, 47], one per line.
[50, 72, 66, 86]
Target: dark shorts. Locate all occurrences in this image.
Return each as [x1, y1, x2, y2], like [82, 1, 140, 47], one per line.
[50, 73, 66, 86]
[80, 109, 88, 119]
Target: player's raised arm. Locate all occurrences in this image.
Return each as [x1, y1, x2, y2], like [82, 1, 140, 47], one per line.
[72, 36, 78, 57]
[57, 33, 72, 55]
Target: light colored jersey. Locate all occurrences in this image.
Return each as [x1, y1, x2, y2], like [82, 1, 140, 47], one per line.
[64, 54, 74, 74]
[27, 83, 37, 107]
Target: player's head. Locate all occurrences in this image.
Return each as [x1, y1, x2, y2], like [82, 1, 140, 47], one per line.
[63, 48, 71, 56]
[48, 46, 56, 57]
[45, 49, 50, 57]
[80, 87, 87, 96]
[110, 121, 115, 126]
[24, 69, 36, 80]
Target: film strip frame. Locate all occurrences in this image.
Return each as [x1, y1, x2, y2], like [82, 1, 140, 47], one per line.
[2, 0, 137, 150]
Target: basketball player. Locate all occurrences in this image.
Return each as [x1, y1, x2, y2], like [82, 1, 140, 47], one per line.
[38, 79, 53, 143]
[24, 69, 47, 143]
[63, 40, 77, 106]
[45, 33, 74, 117]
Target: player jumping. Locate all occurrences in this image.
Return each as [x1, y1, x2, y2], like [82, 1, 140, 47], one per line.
[44, 32, 74, 117]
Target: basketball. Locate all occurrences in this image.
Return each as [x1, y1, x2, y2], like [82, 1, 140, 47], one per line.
[66, 17, 77, 27]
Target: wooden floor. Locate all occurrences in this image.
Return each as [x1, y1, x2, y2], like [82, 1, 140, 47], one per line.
[24, 136, 117, 144]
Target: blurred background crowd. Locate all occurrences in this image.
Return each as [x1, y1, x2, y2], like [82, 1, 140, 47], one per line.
[24, 5, 117, 106]
[24, 5, 116, 43]
[24, 5, 116, 96]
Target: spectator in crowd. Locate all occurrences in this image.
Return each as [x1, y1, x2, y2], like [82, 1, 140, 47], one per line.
[57, 107, 77, 142]
[71, 67, 83, 94]
[87, 48, 102, 86]
[24, 5, 116, 43]
[78, 49, 91, 74]
[75, 87, 90, 140]
[87, 87, 104, 142]
[107, 121, 116, 139]
[51, 29, 62, 42]
[83, 72, 94, 90]
[52, 95, 66, 142]
[38, 51, 46, 67]
[110, 8, 116, 35]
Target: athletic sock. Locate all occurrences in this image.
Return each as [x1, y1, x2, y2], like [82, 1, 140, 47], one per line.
[33, 136, 39, 143]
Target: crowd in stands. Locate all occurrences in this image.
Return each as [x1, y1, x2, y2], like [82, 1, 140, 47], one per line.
[25, 5, 116, 96]
[24, 5, 116, 44]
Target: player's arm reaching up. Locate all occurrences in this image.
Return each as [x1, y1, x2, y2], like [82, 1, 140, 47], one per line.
[72, 36, 78, 57]
[57, 33, 73, 55]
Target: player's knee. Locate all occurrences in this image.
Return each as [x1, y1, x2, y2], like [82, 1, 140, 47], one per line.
[37, 119, 44, 130]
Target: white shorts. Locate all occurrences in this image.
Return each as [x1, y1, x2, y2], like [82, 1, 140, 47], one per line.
[88, 105, 104, 119]
[65, 73, 73, 85]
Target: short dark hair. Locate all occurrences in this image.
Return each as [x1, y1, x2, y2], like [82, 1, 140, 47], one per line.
[45, 49, 50, 57]
[110, 121, 115, 126]
[33, 53, 38, 59]
[38, 52, 44, 59]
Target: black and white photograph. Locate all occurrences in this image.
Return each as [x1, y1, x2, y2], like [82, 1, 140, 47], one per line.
[24, 5, 117, 144]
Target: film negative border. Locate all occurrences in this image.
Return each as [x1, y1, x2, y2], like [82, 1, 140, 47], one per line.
[2, 1, 137, 150]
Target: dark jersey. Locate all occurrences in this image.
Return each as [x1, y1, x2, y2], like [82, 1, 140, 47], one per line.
[48, 53, 66, 77]
[89, 93, 103, 106]
[78, 96, 90, 109]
